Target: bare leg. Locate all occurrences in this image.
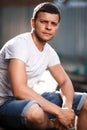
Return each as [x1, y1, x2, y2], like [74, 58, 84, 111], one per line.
[76, 98, 87, 130]
[25, 104, 54, 130]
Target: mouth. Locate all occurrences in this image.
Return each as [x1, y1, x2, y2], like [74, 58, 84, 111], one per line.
[43, 32, 52, 36]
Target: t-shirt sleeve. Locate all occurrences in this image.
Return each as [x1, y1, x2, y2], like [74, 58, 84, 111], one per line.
[48, 47, 60, 67]
[4, 38, 28, 63]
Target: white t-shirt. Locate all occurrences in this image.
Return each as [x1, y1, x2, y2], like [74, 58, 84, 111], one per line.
[0, 32, 60, 105]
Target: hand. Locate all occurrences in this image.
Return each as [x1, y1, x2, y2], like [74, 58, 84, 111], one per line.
[56, 107, 75, 129]
[51, 118, 67, 130]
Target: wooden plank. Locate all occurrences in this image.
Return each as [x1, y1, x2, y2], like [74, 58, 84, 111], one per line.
[0, 0, 54, 7]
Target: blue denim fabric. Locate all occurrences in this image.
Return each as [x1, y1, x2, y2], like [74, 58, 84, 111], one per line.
[0, 91, 87, 129]
[42, 91, 87, 117]
[0, 98, 41, 130]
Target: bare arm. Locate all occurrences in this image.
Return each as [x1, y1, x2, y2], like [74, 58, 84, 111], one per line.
[8, 59, 62, 114]
[8, 59, 74, 127]
[48, 64, 74, 109]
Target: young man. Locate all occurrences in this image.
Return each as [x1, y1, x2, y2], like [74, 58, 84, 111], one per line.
[0, 2, 87, 130]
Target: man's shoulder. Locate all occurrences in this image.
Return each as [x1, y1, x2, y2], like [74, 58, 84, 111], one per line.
[15, 32, 31, 40]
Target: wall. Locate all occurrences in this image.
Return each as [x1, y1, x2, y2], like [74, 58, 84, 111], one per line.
[0, 2, 87, 61]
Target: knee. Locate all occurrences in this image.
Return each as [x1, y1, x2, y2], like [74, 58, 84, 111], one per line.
[26, 103, 45, 124]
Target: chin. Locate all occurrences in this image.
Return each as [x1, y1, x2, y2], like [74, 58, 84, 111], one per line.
[43, 36, 53, 41]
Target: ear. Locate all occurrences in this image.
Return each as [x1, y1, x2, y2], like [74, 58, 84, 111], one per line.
[31, 18, 35, 28]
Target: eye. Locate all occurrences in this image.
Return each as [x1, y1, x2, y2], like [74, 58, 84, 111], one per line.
[52, 22, 58, 26]
[40, 20, 47, 24]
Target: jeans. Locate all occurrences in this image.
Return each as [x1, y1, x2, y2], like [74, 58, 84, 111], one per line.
[0, 91, 87, 129]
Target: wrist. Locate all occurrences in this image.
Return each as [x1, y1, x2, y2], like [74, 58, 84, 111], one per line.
[62, 102, 72, 109]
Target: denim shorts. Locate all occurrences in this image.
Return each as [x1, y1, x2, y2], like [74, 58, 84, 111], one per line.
[0, 91, 87, 129]
[41, 91, 87, 118]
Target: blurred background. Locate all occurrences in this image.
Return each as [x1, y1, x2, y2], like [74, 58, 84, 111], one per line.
[0, 0, 87, 92]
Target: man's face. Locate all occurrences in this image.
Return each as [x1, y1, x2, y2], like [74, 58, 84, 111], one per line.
[32, 12, 60, 42]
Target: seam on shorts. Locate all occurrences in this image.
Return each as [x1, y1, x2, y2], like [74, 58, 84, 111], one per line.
[77, 93, 87, 111]
[21, 100, 41, 125]
[21, 100, 41, 117]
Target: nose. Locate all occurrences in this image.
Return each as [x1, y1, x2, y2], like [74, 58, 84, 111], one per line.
[46, 23, 52, 30]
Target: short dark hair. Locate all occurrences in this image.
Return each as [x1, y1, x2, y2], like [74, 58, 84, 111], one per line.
[33, 2, 61, 22]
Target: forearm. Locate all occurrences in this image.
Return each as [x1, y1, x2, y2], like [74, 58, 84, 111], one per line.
[48, 64, 74, 108]
[59, 79, 74, 109]
[12, 84, 75, 128]
[14, 84, 61, 116]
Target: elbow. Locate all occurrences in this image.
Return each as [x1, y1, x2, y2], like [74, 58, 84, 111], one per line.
[12, 87, 23, 99]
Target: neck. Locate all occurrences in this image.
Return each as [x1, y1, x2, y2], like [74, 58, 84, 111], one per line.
[31, 31, 45, 51]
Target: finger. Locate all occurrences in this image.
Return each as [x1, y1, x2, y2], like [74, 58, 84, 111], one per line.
[59, 123, 67, 130]
[59, 125, 65, 130]
[66, 123, 74, 130]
